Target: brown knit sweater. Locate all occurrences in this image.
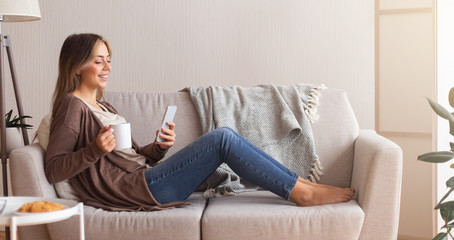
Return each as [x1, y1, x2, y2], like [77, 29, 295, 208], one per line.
[45, 93, 189, 211]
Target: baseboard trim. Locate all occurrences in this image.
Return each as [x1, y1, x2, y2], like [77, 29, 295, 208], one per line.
[398, 234, 431, 240]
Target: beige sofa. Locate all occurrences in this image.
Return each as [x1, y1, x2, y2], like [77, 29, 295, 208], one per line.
[9, 88, 402, 240]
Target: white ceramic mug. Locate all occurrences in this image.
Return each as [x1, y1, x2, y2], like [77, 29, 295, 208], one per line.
[110, 123, 132, 150]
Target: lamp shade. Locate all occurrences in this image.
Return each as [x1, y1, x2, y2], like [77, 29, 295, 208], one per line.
[0, 0, 41, 22]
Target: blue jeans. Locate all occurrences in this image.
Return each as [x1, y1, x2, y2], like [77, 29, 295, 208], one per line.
[145, 127, 299, 204]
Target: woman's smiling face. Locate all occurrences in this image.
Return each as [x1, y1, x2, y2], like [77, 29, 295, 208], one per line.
[78, 41, 111, 90]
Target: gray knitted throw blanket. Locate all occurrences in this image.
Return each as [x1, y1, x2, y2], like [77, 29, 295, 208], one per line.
[182, 83, 324, 198]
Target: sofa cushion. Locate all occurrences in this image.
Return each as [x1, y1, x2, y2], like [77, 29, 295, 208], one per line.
[202, 191, 364, 240]
[312, 89, 359, 187]
[36, 112, 51, 150]
[47, 192, 208, 240]
[104, 91, 203, 161]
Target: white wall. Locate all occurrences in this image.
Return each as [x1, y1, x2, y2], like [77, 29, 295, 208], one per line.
[0, 0, 374, 136]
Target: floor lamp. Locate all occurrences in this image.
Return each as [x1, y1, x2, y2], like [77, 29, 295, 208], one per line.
[0, 0, 41, 198]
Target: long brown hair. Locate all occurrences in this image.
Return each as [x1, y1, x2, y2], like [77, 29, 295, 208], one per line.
[52, 33, 112, 116]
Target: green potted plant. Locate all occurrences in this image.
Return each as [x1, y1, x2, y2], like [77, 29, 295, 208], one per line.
[418, 87, 454, 240]
[1, 109, 32, 153]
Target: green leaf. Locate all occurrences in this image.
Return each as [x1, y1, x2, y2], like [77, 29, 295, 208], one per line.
[3, 109, 32, 129]
[418, 151, 454, 163]
[436, 189, 454, 209]
[439, 201, 454, 222]
[447, 178, 454, 188]
[449, 87, 454, 108]
[433, 232, 448, 240]
[5, 109, 12, 123]
[427, 97, 454, 121]
[450, 142, 454, 152]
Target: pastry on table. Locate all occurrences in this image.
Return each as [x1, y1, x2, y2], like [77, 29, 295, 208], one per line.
[18, 201, 65, 213]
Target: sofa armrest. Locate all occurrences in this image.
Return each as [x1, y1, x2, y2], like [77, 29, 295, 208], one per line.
[9, 143, 57, 198]
[351, 130, 402, 240]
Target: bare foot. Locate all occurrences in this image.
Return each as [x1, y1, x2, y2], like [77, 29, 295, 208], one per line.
[290, 181, 355, 207]
[298, 177, 355, 192]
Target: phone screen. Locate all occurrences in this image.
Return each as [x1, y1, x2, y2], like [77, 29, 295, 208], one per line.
[156, 106, 177, 142]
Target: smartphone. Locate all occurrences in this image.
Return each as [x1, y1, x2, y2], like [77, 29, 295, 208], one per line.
[156, 106, 177, 142]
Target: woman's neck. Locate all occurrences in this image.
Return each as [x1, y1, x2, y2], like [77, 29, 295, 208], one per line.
[72, 89, 99, 107]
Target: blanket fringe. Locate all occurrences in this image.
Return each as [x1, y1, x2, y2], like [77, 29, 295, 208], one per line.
[305, 84, 327, 124]
[308, 157, 324, 183]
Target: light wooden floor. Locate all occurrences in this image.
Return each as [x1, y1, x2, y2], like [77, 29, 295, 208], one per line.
[0, 231, 19, 240]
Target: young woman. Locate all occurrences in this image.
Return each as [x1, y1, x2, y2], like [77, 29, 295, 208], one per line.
[45, 33, 354, 211]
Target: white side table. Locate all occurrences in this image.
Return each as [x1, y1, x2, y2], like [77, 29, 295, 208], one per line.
[0, 197, 84, 240]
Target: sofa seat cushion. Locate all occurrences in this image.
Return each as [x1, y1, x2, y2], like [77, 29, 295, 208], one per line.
[46, 193, 207, 240]
[202, 191, 364, 240]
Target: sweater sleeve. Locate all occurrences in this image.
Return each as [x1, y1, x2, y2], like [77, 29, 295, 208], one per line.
[135, 142, 168, 166]
[45, 96, 106, 184]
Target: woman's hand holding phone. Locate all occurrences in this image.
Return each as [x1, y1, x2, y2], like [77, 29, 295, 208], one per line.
[155, 121, 176, 150]
[155, 106, 177, 150]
